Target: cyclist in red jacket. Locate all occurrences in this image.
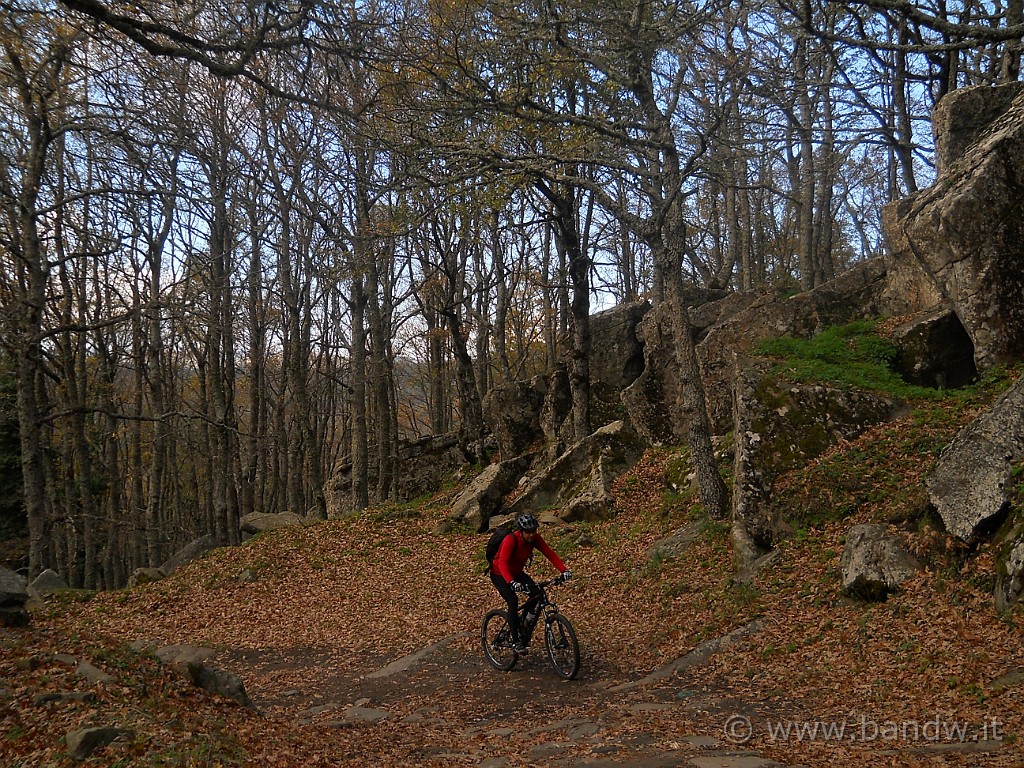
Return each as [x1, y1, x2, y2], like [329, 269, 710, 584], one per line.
[490, 511, 571, 653]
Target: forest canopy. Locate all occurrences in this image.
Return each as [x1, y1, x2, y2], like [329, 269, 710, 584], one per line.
[1, 0, 1020, 587]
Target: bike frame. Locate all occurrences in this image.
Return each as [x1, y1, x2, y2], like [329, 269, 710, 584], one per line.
[517, 579, 560, 641]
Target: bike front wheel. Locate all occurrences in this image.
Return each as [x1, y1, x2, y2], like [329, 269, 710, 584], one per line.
[482, 609, 519, 671]
[544, 613, 580, 680]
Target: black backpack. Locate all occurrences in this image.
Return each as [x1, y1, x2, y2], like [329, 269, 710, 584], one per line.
[484, 525, 513, 574]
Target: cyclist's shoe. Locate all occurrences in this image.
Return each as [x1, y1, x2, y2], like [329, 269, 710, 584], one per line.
[512, 640, 529, 654]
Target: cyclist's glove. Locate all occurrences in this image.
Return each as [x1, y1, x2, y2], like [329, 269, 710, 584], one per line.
[557, 570, 572, 584]
[511, 581, 529, 594]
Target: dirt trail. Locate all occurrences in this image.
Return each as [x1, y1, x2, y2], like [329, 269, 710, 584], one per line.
[207, 635, 813, 768]
[201, 631, 1016, 768]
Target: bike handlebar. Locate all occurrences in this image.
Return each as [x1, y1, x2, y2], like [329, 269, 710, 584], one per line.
[537, 575, 570, 589]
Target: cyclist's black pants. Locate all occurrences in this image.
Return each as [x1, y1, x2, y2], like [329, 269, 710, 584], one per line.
[490, 571, 540, 643]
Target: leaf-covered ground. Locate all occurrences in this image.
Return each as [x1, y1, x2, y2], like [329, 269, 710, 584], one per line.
[3, 419, 1024, 767]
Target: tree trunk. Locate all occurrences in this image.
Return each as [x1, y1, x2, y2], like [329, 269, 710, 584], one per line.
[446, 307, 488, 465]
[350, 272, 370, 511]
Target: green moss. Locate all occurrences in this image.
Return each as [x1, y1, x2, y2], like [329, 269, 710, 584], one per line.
[756, 320, 942, 400]
[754, 323, 1023, 532]
[663, 449, 693, 491]
[770, 378, 1020, 532]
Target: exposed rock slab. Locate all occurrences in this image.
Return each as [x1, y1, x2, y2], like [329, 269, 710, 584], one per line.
[154, 644, 217, 665]
[505, 421, 647, 523]
[648, 522, 703, 562]
[840, 524, 922, 600]
[76, 660, 115, 685]
[925, 376, 1024, 542]
[449, 457, 529, 532]
[609, 619, 765, 692]
[365, 634, 466, 679]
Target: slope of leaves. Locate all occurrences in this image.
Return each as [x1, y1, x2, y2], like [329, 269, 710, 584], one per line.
[3, 377, 1024, 765]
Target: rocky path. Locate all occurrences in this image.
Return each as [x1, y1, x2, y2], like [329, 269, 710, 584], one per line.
[180, 620, 1012, 768]
[205, 630, 805, 768]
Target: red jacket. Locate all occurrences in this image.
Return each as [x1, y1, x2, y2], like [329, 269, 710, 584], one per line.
[494, 530, 566, 583]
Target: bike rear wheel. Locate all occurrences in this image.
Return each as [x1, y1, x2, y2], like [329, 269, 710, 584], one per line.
[482, 609, 519, 671]
[544, 613, 580, 680]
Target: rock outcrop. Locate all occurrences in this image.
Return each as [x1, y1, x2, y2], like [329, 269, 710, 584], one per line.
[505, 421, 647, 523]
[698, 258, 892, 434]
[0, 567, 29, 627]
[925, 376, 1024, 542]
[327, 433, 468, 516]
[882, 83, 1024, 370]
[240, 511, 305, 538]
[996, 518, 1024, 612]
[587, 300, 650, 391]
[620, 302, 689, 445]
[449, 456, 529, 531]
[483, 377, 546, 459]
[731, 358, 900, 563]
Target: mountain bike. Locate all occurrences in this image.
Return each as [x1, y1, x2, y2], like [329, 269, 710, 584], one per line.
[481, 576, 580, 680]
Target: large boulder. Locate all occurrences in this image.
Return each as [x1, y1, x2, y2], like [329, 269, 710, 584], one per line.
[731, 358, 899, 563]
[65, 727, 134, 761]
[160, 534, 217, 575]
[240, 511, 305, 538]
[182, 662, 257, 710]
[587, 300, 650, 390]
[483, 377, 546, 460]
[27, 568, 68, 600]
[449, 457, 529, 532]
[882, 83, 1024, 370]
[840, 524, 922, 600]
[0, 567, 29, 627]
[925, 376, 1024, 542]
[505, 420, 647, 523]
[890, 304, 977, 389]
